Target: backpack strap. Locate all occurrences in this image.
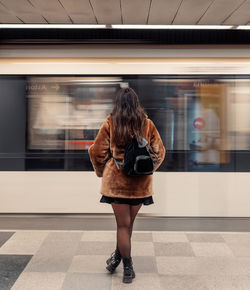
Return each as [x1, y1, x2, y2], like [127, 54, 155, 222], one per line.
[110, 152, 123, 170]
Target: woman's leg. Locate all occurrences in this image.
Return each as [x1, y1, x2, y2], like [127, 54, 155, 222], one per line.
[129, 203, 143, 238]
[111, 203, 131, 258]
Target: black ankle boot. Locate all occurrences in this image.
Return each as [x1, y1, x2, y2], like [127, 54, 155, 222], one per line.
[122, 257, 135, 283]
[106, 248, 122, 273]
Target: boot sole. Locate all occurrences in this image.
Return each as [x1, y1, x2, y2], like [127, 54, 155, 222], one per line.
[106, 262, 122, 273]
[123, 277, 132, 283]
[106, 264, 116, 273]
[123, 275, 134, 283]
[123, 271, 135, 283]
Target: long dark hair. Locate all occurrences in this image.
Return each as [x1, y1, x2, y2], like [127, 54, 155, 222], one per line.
[111, 87, 148, 146]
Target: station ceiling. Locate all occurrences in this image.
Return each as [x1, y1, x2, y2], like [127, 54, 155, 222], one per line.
[0, 0, 250, 26]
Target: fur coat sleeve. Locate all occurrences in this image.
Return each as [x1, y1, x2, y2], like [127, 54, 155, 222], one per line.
[148, 119, 166, 172]
[88, 119, 111, 178]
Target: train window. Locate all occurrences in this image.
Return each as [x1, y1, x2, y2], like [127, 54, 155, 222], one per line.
[26, 77, 119, 170]
[26, 77, 118, 151]
[130, 77, 232, 171]
[1, 75, 250, 171]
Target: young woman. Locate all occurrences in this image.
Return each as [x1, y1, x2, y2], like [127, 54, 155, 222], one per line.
[88, 87, 166, 283]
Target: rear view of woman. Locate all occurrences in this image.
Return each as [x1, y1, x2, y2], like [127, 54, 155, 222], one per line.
[88, 87, 166, 283]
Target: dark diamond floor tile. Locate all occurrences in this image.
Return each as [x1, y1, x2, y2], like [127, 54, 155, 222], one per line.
[0, 254, 33, 290]
[0, 232, 15, 248]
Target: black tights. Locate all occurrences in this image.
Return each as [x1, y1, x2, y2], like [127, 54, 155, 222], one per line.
[111, 203, 142, 259]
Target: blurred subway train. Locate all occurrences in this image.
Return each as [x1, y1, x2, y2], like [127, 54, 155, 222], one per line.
[1, 44, 250, 216]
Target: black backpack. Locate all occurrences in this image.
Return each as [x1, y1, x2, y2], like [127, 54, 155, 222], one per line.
[112, 135, 154, 176]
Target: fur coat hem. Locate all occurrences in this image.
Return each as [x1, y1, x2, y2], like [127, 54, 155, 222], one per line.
[100, 192, 154, 199]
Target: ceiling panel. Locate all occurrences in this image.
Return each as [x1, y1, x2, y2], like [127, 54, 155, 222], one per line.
[121, 0, 150, 24]
[0, 3, 22, 23]
[0, 0, 249, 26]
[198, 0, 245, 24]
[173, 0, 214, 24]
[223, 0, 250, 25]
[0, 13, 21, 23]
[148, 0, 182, 24]
[59, 0, 96, 23]
[30, 0, 72, 23]
[0, 0, 46, 23]
[90, 0, 122, 24]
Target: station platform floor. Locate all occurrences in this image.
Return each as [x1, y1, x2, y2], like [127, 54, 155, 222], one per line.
[1, 215, 250, 290]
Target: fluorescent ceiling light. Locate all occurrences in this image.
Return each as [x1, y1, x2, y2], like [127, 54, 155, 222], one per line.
[14, 62, 109, 65]
[0, 24, 235, 29]
[111, 25, 233, 29]
[0, 24, 106, 29]
[236, 26, 250, 30]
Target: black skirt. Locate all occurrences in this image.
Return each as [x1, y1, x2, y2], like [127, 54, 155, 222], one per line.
[100, 195, 154, 206]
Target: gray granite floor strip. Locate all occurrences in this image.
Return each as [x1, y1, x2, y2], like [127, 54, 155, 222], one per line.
[0, 215, 250, 231]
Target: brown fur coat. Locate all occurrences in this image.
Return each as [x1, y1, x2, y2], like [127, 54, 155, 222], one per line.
[88, 114, 166, 198]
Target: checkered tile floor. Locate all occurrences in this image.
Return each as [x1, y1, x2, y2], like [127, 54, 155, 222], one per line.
[1, 230, 250, 289]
